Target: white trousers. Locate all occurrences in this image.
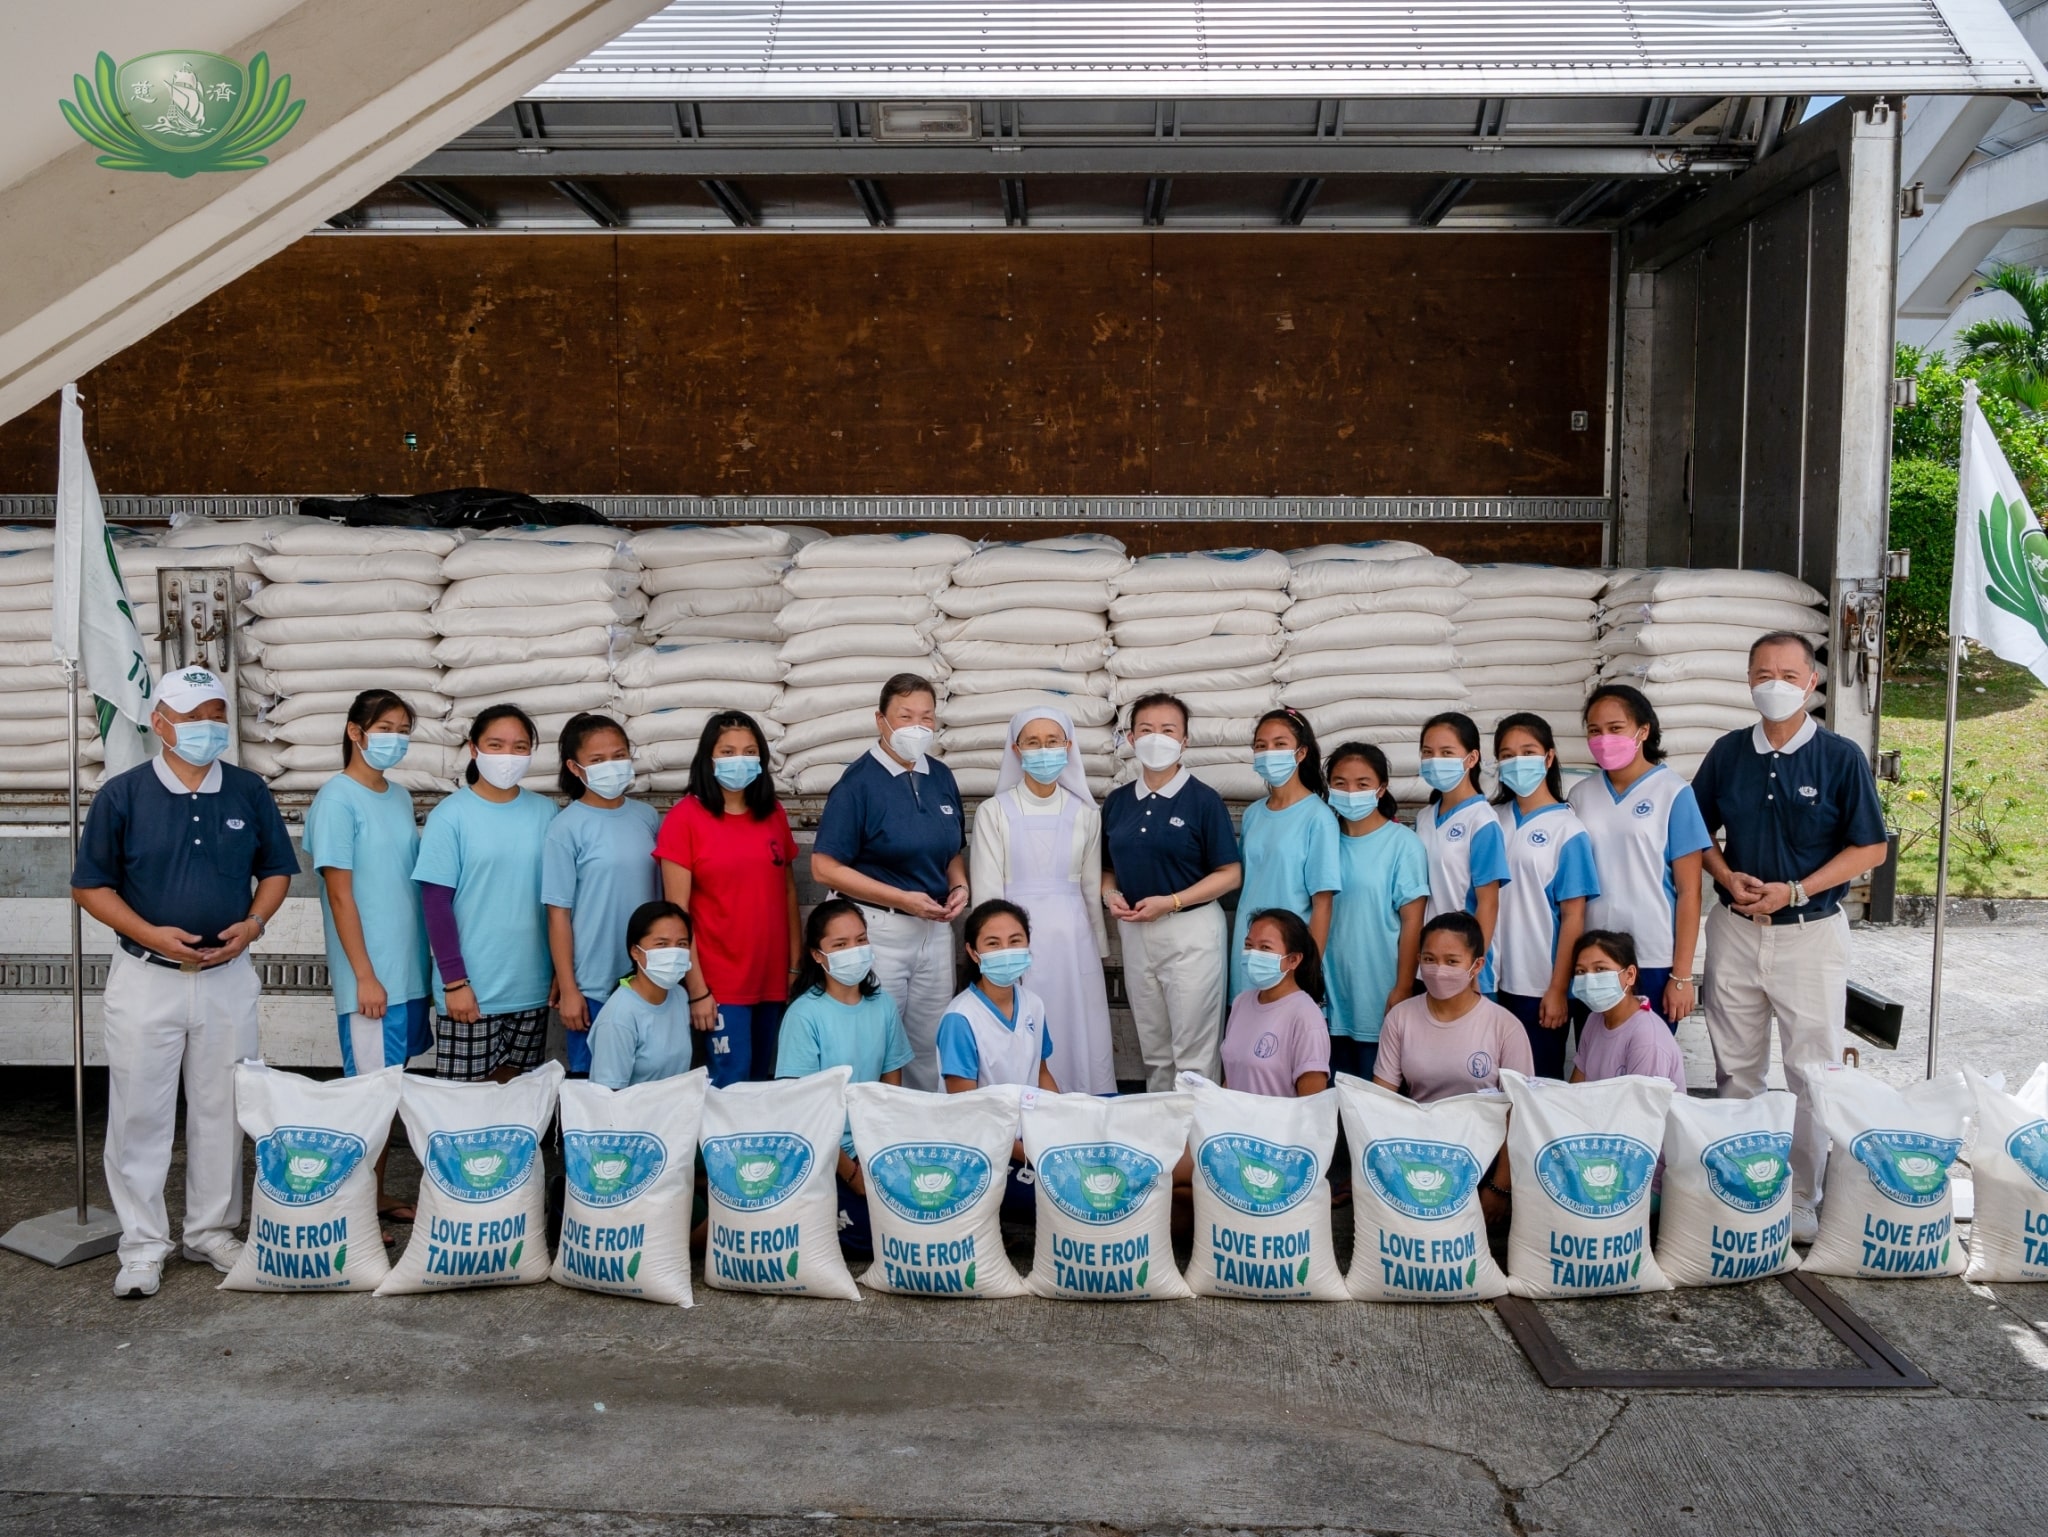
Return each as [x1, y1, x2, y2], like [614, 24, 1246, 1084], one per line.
[102, 950, 262, 1265]
[860, 906, 956, 1093]
[1702, 903, 1849, 1208]
[1120, 902, 1229, 1093]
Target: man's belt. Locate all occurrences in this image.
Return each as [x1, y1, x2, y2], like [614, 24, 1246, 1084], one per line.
[118, 937, 235, 973]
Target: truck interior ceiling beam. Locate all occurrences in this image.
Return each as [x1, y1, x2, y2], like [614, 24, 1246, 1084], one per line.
[699, 179, 758, 227]
[1142, 177, 1172, 227]
[1416, 177, 1476, 227]
[396, 180, 491, 230]
[1000, 178, 1028, 227]
[549, 179, 626, 228]
[1280, 177, 1324, 226]
[848, 178, 894, 227]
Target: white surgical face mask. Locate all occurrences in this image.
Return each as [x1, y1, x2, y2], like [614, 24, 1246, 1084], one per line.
[888, 725, 935, 763]
[473, 751, 530, 790]
[1751, 679, 1810, 722]
[1133, 734, 1183, 771]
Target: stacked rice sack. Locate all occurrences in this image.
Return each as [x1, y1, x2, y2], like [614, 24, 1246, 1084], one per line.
[134, 514, 291, 751]
[435, 527, 641, 791]
[1277, 542, 1468, 803]
[936, 535, 1127, 798]
[1104, 548, 1293, 800]
[1452, 564, 1608, 774]
[0, 525, 97, 792]
[1597, 568, 1829, 778]
[769, 532, 973, 796]
[625, 525, 813, 791]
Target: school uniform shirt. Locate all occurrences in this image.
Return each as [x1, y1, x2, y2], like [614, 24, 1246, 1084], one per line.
[652, 796, 799, 1005]
[1566, 765, 1714, 970]
[411, 785, 559, 1016]
[776, 986, 917, 1155]
[936, 982, 1053, 1088]
[1374, 993, 1535, 1103]
[1325, 820, 1432, 1044]
[1229, 793, 1344, 1000]
[540, 797, 663, 1001]
[587, 982, 695, 1089]
[1414, 792, 1511, 993]
[1220, 988, 1332, 1098]
[304, 773, 429, 1014]
[1573, 1000, 1686, 1093]
[1491, 802, 1602, 999]
[1100, 768, 1241, 903]
[814, 744, 964, 904]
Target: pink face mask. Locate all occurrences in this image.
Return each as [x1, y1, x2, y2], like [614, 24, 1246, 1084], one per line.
[1418, 963, 1474, 1001]
[1587, 732, 1640, 772]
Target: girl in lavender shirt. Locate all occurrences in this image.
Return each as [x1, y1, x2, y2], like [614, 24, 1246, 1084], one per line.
[1220, 908, 1331, 1098]
[1567, 930, 1686, 1092]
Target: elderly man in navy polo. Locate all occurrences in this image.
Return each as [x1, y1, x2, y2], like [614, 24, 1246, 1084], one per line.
[71, 667, 297, 1299]
[1689, 631, 1889, 1245]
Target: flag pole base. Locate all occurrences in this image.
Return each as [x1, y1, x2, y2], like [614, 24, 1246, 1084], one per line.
[0, 1207, 122, 1269]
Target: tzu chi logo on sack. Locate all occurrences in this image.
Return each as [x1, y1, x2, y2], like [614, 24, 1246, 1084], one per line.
[1700, 1131, 1793, 1214]
[1534, 1134, 1657, 1219]
[563, 1130, 667, 1209]
[868, 1143, 993, 1224]
[255, 1127, 364, 1207]
[2007, 1120, 2048, 1192]
[424, 1126, 538, 1203]
[1850, 1129, 1963, 1207]
[1363, 1138, 1483, 1221]
[1195, 1134, 1318, 1218]
[1037, 1143, 1162, 1224]
[702, 1132, 814, 1212]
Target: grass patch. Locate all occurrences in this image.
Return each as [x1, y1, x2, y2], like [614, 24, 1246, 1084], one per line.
[1881, 655, 2048, 896]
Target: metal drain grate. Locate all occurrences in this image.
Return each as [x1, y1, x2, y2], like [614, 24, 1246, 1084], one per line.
[0, 954, 332, 994]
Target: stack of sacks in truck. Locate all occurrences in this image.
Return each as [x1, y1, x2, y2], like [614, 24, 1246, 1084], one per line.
[1277, 543, 1469, 804]
[1452, 563, 1609, 776]
[0, 525, 97, 791]
[434, 526, 640, 791]
[934, 534, 1128, 798]
[1597, 567, 1829, 778]
[770, 532, 974, 796]
[241, 522, 462, 792]
[624, 524, 815, 790]
[1106, 548, 1294, 801]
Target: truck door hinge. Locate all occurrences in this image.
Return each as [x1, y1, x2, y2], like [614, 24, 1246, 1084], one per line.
[1883, 548, 1911, 581]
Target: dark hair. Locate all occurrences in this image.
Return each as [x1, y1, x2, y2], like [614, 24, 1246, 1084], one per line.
[878, 672, 938, 714]
[1491, 712, 1566, 806]
[1420, 712, 1481, 805]
[791, 897, 877, 1000]
[625, 899, 691, 958]
[1326, 741, 1399, 821]
[464, 703, 538, 787]
[1253, 707, 1326, 797]
[1244, 907, 1326, 1005]
[1583, 683, 1667, 765]
[1573, 928, 1639, 973]
[1126, 691, 1191, 732]
[1748, 630, 1819, 670]
[964, 898, 1031, 982]
[1420, 910, 1485, 961]
[341, 688, 414, 769]
[557, 712, 631, 800]
[687, 710, 777, 819]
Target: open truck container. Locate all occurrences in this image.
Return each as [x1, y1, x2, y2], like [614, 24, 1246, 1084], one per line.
[2, 0, 2043, 1064]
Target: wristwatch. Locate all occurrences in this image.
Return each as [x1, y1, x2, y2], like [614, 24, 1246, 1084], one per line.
[1787, 878, 1808, 909]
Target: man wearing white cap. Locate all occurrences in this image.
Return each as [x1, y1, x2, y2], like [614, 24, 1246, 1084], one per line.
[71, 666, 298, 1299]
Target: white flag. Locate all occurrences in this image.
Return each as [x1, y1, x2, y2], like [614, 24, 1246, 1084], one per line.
[53, 383, 156, 774]
[1952, 382, 2048, 686]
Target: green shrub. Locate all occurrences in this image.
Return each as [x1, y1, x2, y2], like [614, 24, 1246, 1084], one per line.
[1886, 458, 1959, 664]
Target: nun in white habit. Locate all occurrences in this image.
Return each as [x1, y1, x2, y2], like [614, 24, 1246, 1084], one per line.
[967, 706, 1116, 1094]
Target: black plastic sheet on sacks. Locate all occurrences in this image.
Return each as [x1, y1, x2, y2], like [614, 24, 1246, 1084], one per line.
[297, 488, 610, 530]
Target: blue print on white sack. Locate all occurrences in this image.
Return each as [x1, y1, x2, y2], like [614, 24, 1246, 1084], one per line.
[1196, 1133, 1319, 1218]
[868, 1142, 993, 1224]
[255, 1126, 365, 1206]
[424, 1126, 539, 1203]
[563, 1130, 668, 1209]
[1036, 1142, 1162, 1224]
[1533, 1134, 1657, 1220]
[1699, 1131, 1793, 1214]
[703, 1132, 815, 1213]
[2007, 1120, 2048, 1193]
[1850, 1129, 1962, 1207]
[1362, 1137, 1483, 1222]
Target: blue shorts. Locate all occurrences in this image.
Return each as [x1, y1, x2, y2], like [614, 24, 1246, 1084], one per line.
[338, 997, 433, 1076]
[693, 1000, 787, 1088]
[564, 994, 605, 1076]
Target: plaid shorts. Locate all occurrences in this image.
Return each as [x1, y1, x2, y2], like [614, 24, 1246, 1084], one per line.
[435, 1005, 549, 1081]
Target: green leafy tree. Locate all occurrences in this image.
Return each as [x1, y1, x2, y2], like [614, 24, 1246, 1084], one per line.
[1953, 265, 2048, 413]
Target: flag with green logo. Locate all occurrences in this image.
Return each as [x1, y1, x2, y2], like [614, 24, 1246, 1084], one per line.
[1953, 381, 2048, 685]
[52, 384, 156, 775]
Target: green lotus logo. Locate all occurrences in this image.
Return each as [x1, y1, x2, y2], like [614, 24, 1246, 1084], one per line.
[284, 1151, 331, 1194]
[1079, 1164, 1127, 1211]
[908, 1164, 957, 1207]
[61, 52, 305, 177]
[736, 1156, 782, 1198]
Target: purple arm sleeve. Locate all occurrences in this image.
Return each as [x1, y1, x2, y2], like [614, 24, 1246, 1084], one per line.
[420, 882, 468, 986]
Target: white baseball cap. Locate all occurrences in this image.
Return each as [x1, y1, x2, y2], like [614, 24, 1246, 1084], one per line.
[156, 666, 228, 713]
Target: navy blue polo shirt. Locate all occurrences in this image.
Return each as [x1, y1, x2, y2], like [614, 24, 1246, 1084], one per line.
[814, 747, 964, 904]
[1689, 719, 1887, 923]
[73, 756, 299, 948]
[1101, 770, 1242, 905]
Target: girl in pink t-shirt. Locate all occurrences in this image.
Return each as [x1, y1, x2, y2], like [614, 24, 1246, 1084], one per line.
[1220, 908, 1332, 1098]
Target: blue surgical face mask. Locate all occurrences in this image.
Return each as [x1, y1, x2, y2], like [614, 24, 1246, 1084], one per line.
[713, 754, 762, 791]
[1253, 749, 1299, 788]
[1242, 949, 1287, 989]
[1419, 757, 1468, 793]
[1329, 788, 1380, 821]
[170, 719, 229, 768]
[977, 947, 1033, 987]
[823, 945, 873, 986]
[638, 945, 691, 989]
[361, 732, 410, 771]
[1572, 970, 1629, 1012]
[1497, 755, 1549, 798]
[1019, 747, 1068, 785]
[581, 759, 634, 800]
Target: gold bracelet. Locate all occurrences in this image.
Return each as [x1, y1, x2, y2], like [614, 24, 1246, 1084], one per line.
[1172, 893, 1183, 912]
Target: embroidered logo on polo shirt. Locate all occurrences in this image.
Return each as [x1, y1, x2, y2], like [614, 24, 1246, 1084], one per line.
[1169, 816, 1185, 828]
[941, 804, 956, 816]
[1445, 824, 1467, 842]
[1528, 830, 1550, 847]
[1632, 800, 1655, 818]
[1799, 786, 1818, 798]
[226, 818, 245, 830]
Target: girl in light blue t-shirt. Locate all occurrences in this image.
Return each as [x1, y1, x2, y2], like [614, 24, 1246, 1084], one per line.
[1231, 708, 1342, 1001]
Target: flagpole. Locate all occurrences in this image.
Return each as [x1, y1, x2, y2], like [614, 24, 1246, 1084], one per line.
[1926, 633, 1962, 1080]
[66, 662, 87, 1222]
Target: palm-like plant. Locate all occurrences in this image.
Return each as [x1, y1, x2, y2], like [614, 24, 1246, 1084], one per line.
[1954, 264, 2048, 413]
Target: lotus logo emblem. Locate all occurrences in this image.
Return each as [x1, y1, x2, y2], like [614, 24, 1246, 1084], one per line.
[590, 1157, 630, 1185]
[870, 1144, 991, 1224]
[1080, 1166, 1126, 1208]
[1700, 1132, 1793, 1213]
[1038, 1144, 1163, 1225]
[737, 1158, 780, 1193]
[2006, 1120, 2048, 1193]
[1581, 1161, 1619, 1193]
[1196, 1135, 1318, 1217]
[703, 1134, 814, 1213]
[1362, 1139, 1482, 1222]
[1533, 1135, 1656, 1219]
[286, 1153, 330, 1188]
[254, 1127, 364, 1207]
[563, 1131, 666, 1209]
[1406, 1167, 1447, 1196]
[1849, 1129, 1961, 1209]
[911, 1168, 955, 1200]
[461, 1152, 504, 1187]
[424, 1127, 538, 1204]
[60, 52, 306, 178]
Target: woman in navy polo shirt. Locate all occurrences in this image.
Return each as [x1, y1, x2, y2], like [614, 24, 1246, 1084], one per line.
[809, 672, 968, 1092]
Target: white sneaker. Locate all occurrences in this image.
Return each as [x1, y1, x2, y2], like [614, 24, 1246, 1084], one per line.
[1789, 1203, 1820, 1246]
[112, 1259, 161, 1299]
[180, 1237, 244, 1273]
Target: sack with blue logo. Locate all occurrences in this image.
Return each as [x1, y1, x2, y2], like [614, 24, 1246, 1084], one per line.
[847, 1080, 1027, 1299]
[1022, 1088, 1194, 1301]
[1653, 1091, 1798, 1287]
[1180, 1073, 1345, 1301]
[1335, 1074, 1510, 1302]
[223, 1062, 402, 1294]
[701, 1066, 860, 1301]
[1963, 1065, 2048, 1284]
[551, 1070, 708, 1306]
[376, 1063, 563, 1295]
[1503, 1070, 1675, 1297]
[1802, 1065, 1969, 1279]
